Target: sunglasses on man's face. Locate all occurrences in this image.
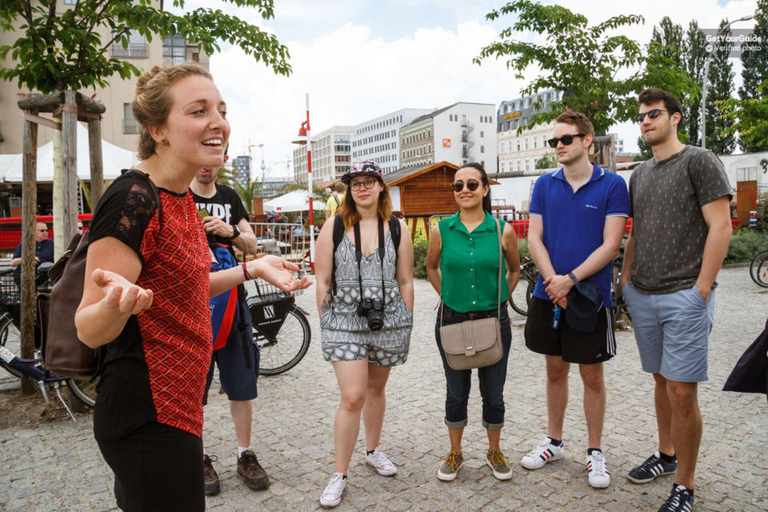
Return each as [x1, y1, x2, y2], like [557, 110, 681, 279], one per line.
[451, 179, 480, 193]
[546, 133, 586, 148]
[634, 108, 669, 123]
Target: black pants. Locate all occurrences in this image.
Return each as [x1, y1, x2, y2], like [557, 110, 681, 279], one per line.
[97, 422, 205, 512]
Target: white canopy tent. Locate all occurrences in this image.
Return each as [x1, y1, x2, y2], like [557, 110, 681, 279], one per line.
[263, 190, 325, 213]
[2, 122, 139, 183]
[0, 154, 21, 182]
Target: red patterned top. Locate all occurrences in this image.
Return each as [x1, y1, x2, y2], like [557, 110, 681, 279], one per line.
[90, 171, 211, 442]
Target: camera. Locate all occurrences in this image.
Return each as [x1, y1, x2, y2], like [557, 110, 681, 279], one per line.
[357, 298, 385, 331]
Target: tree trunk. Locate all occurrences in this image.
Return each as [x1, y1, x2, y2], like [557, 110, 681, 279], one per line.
[88, 118, 104, 207]
[20, 116, 38, 395]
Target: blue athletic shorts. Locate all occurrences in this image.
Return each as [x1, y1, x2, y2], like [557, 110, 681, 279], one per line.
[624, 282, 715, 383]
[204, 303, 259, 403]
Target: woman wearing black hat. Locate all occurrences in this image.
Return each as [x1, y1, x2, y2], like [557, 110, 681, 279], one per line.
[314, 160, 414, 508]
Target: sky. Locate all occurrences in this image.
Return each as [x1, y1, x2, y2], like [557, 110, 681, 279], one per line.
[177, 0, 760, 180]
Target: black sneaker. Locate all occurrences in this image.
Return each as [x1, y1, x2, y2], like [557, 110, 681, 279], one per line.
[237, 450, 269, 490]
[658, 484, 695, 512]
[628, 451, 677, 484]
[203, 454, 220, 496]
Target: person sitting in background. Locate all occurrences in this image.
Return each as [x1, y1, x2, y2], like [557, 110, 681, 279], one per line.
[10, 221, 54, 269]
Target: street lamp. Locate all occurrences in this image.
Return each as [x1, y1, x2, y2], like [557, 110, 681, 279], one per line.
[291, 93, 315, 272]
[700, 15, 753, 149]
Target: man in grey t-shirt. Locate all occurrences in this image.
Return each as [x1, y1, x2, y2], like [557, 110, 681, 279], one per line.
[620, 88, 732, 512]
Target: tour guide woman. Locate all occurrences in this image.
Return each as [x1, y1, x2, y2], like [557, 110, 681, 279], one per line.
[314, 160, 414, 508]
[426, 162, 520, 482]
[74, 63, 310, 512]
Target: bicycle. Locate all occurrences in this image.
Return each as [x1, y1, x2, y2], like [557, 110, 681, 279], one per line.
[749, 249, 768, 288]
[611, 245, 632, 331]
[509, 257, 538, 316]
[247, 273, 311, 376]
[0, 268, 95, 420]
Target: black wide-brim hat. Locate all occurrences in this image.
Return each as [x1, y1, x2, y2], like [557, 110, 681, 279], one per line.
[565, 279, 603, 333]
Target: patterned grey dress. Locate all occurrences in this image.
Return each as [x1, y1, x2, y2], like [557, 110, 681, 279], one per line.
[320, 230, 413, 366]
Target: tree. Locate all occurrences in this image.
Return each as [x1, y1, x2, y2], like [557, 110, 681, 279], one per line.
[720, 80, 768, 151]
[474, 0, 645, 135]
[0, 0, 291, 93]
[705, 20, 736, 154]
[683, 21, 709, 146]
[738, 0, 768, 152]
[535, 152, 558, 169]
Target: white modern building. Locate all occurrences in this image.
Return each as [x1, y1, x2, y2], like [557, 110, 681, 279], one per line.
[497, 90, 563, 174]
[351, 108, 433, 174]
[400, 102, 498, 174]
[293, 125, 354, 183]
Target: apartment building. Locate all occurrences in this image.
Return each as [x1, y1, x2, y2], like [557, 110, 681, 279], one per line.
[496, 90, 562, 174]
[351, 108, 432, 174]
[400, 102, 497, 174]
[0, 1, 208, 155]
[293, 126, 354, 183]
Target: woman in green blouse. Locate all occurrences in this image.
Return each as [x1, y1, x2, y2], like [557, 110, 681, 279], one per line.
[426, 162, 520, 482]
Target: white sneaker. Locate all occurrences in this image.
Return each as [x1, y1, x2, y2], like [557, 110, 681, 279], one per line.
[520, 437, 565, 470]
[365, 447, 397, 476]
[320, 472, 346, 508]
[587, 451, 611, 488]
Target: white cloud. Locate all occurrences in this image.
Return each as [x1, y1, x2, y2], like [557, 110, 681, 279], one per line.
[209, 0, 760, 176]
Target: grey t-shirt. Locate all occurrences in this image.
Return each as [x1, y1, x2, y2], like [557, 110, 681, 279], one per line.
[629, 145, 732, 294]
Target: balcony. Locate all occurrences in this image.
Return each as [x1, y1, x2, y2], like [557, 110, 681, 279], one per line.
[113, 43, 149, 59]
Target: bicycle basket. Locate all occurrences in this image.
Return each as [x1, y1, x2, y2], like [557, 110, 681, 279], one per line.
[0, 269, 20, 305]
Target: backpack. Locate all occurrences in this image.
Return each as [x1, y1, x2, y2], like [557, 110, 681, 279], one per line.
[40, 170, 161, 380]
[331, 214, 401, 295]
[209, 243, 240, 350]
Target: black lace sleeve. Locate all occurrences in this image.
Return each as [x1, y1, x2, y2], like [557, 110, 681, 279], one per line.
[88, 172, 160, 266]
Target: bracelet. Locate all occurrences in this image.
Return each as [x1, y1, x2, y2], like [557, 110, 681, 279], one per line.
[242, 262, 252, 281]
[228, 225, 241, 240]
[567, 271, 578, 285]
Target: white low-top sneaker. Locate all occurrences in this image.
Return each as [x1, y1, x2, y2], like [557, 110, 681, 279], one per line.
[365, 447, 397, 476]
[320, 472, 346, 508]
[587, 451, 611, 489]
[520, 437, 565, 470]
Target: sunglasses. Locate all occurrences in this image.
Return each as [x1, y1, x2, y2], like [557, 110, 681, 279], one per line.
[36, 229, 49, 232]
[634, 109, 669, 123]
[547, 133, 586, 148]
[452, 179, 480, 192]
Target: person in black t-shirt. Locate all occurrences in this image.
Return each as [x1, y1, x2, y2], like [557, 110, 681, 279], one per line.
[190, 162, 268, 495]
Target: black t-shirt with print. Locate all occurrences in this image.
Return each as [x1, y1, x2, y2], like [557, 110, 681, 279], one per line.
[190, 184, 248, 248]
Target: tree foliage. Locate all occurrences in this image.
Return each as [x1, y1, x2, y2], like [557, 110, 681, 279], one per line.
[534, 152, 558, 169]
[720, 80, 768, 152]
[682, 21, 709, 146]
[474, 0, 646, 135]
[737, 0, 768, 152]
[705, 20, 736, 154]
[0, 0, 291, 93]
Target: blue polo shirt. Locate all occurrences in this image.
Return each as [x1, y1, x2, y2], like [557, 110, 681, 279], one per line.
[529, 163, 629, 306]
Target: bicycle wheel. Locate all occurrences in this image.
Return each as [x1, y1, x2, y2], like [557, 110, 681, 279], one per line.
[510, 276, 532, 316]
[68, 376, 98, 408]
[750, 250, 768, 288]
[0, 312, 23, 378]
[756, 256, 768, 288]
[256, 306, 311, 376]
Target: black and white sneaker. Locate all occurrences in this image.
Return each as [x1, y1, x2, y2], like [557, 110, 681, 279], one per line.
[628, 451, 677, 484]
[658, 484, 694, 512]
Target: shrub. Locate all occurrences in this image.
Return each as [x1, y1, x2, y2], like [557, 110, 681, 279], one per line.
[518, 238, 531, 260]
[413, 238, 430, 279]
[725, 227, 768, 264]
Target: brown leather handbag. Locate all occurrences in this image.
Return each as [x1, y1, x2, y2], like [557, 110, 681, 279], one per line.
[439, 218, 504, 371]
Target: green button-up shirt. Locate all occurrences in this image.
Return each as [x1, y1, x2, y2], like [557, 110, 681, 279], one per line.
[438, 211, 508, 313]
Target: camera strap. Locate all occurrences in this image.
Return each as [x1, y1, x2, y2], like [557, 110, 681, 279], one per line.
[353, 218, 387, 307]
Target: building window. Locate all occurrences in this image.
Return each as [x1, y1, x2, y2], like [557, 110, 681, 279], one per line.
[122, 103, 139, 134]
[524, 137, 529, 150]
[64, 0, 77, 3]
[517, 159, 521, 172]
[533, 137, 538, 149]
[508, 141, 512, 153]
[500, 161, 505, 173]
[480, 145, 485, 154]
[480, 131, 484, 138]
[112, 31, 148, 59]
[163, 34, 186, 65]
[525, 159, 530, 171]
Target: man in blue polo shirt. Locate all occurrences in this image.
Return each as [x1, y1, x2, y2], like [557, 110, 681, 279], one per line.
[520, 111, 629, 489]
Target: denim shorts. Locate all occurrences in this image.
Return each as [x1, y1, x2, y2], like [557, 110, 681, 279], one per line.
[624, 283, 715, 383]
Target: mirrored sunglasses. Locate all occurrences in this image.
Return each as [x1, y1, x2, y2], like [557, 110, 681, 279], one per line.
[634, 109, 669, 123]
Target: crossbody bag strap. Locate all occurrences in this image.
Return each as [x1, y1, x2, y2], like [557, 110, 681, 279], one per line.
[495, 217, 503, 317]
[353, 219, 387, 306]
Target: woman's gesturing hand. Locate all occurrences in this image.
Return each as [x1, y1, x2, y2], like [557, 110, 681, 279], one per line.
[91, 268, 154, 315]
[249, 255, 313, 292]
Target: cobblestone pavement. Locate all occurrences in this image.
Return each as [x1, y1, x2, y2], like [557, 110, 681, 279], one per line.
[1, 267, 767, 511]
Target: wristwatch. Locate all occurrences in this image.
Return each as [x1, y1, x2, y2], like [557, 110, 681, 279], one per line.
[228, 225, 241, 240]
[567, 271, 578, 285]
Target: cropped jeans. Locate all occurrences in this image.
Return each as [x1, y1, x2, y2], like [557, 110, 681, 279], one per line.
[434, 302, 512, 430]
